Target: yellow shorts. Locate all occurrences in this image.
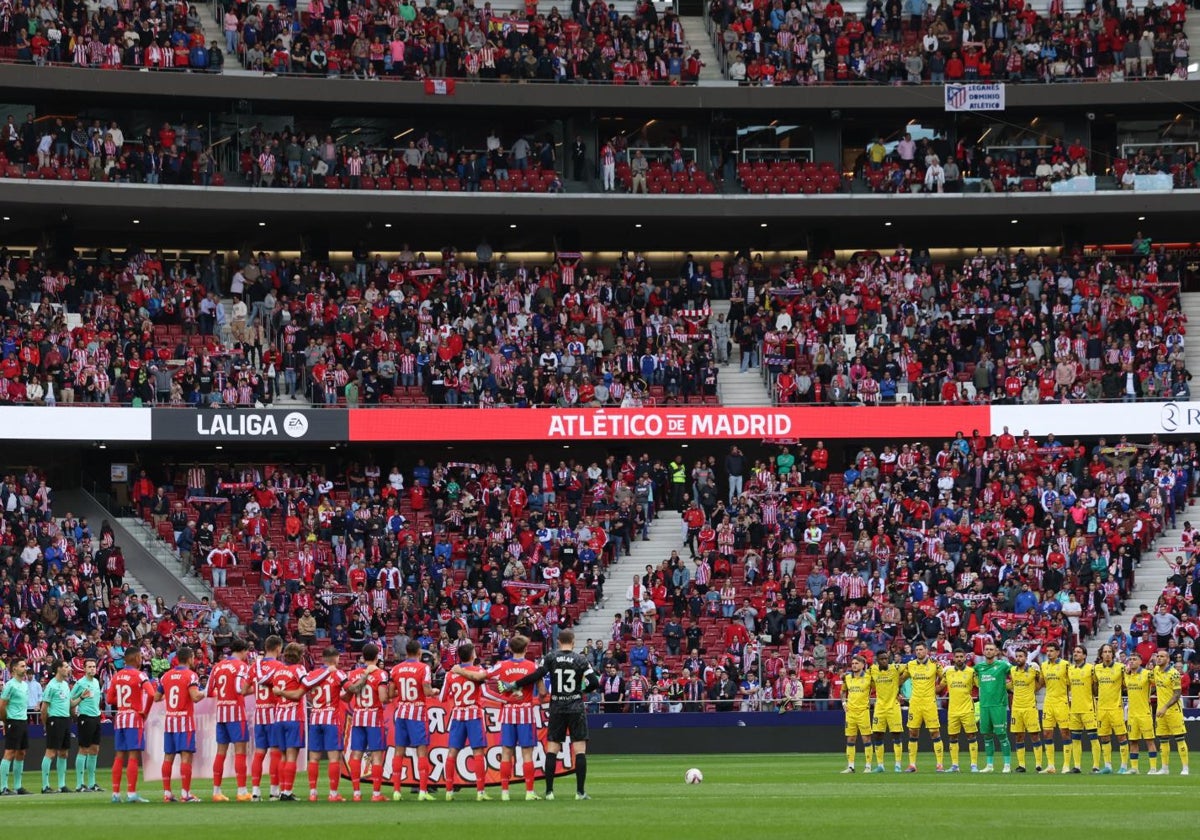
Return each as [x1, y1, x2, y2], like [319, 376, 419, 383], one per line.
[872, 706, 904, 734]
[845, 709, 872, 738]
[947, 710, 978, 736]
[1128, 714, 1156, 741]
[1042, 702, 1071, 731]
[1068, 709, 1097, 731]
[1010, 707, 1041, 735]
[1156, 712, 1186, 739]
[907, 703, 940, 732]
[1096, 708, 1127, 737]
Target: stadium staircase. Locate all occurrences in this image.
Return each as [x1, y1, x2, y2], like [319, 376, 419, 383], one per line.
[1183, 292, 1200, 376]
[573, 510, 683, 644]
[709, 300, 775, 407]
[680, 16, 724, 82]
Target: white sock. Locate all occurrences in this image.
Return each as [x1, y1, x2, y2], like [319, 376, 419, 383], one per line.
[252, 785, 261, 796]
[213, 787, 220, 797]
[270, 785, 279, 796]
[237, 787, 248, 796]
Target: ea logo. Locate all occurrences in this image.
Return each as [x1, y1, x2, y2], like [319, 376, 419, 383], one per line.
[283, 412, 310, 438]
[1161, 402, 1180, 433]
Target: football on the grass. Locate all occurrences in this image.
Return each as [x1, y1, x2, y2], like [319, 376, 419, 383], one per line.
[685, 768, 704, 784]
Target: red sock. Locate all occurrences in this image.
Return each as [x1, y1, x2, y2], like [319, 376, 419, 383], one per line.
[126, 757, 138, 793]
[161, 760, 173, 792]
[251, 752, 265, 787]
[522, 759, 535, 792]
[392, 753, 405, 788]
[234, 754, 248, 789]
[445, 758, 457, 792]
[474, 755, 486, 792]
[347, 758, 362, 793]
[327, 761, 340, 794]
[418, 757, 430, 793]
[500, 759, 512, 791]
[112, 757, 125, 793]
[307, 762, 319, 791]
[212, 756, 224, 789]
[284, 761, 297, 792]
[181, 763, 193, 794]
[269, 750, 281, 787]
[371, 763, 383, 794]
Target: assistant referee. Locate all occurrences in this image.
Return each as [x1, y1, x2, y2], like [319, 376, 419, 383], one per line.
[41, 660, 73, 794]
[71, 658, 103, 792]
[0, 658, 31, 795]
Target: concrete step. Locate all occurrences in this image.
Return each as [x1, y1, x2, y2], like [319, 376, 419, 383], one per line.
[680, 16, 724, 81]
[710, 300, 774, 406]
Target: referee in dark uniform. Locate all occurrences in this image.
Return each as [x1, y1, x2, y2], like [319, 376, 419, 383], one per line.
[501, 628, 598, 801]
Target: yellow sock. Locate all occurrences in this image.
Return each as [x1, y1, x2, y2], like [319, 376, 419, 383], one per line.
[1177, 741, 1188, 769]
[847, 745, 856, 768]
[1161, 741, 1171, 770]
[968, 741, 979, 767]
[1092, 738, 1102, 770]
[932, 739, 944, 766]
[894, 742, 903, 766]
[1072, 739, 1083, 769]
[1101, 740, 1112, 766]
[1045, 742, 1055, 770]
[1148, 749, 1158, 771]
[950, 742, 960, 767]
[1016, 745, 1026, 769]
[1119, 742, 1129, 768]
[1033, 743, 1043, 768]
[908, 740, 918, 767]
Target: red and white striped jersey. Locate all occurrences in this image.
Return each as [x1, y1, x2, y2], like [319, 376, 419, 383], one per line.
[160, 666, 199, 734]
[345, 666, 390, 728]
[207, 658, 251, 724]
[487, 658, 540, 725]
[441, 668, 486, 721]
[106, 666, 157, 730]
[389, 660, 432, 721]
[254, 658, 284, 725]
[270, 663, 308, 723]
[302, 666, 346, 727]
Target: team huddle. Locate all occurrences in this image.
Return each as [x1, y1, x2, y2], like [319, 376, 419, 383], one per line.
[0, 630, 598, 804]
[842, 641, 1190, 776]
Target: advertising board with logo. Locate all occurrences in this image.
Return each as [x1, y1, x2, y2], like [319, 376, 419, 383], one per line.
[149, 408, 347, 442]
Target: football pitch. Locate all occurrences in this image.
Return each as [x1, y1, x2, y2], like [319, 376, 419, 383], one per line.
[2, 754, 1194, 839]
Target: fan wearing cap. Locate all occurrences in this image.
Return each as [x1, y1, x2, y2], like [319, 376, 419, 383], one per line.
[841, 654, 872, 773]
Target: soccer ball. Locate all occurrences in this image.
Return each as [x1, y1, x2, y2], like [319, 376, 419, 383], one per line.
[685, 768, 703, 784]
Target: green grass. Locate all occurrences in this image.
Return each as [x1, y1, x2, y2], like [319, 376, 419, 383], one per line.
[2, 755, 1195, 839]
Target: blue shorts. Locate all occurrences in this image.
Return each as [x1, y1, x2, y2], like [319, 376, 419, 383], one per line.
[114, 727, 145, 752]
[275, 721, 304, 750]
[308, 723, 341, 754]
[350, 725, 385, 753]
[268, 722, 288, 750]
[253, 723, 273, 750]
[448, 719, 486, 751]
[215, 721, 249, 746]
[164, 731, 197, 755]
[501, 723, 536, 749]
[393, 719, 430, 749]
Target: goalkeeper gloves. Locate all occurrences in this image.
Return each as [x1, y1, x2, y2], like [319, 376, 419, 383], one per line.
[497, 680, 514, 693]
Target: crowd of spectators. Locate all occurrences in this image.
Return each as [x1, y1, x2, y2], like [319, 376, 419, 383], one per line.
[711, 0, 1190, 85]
[752, 234, 1189, 407]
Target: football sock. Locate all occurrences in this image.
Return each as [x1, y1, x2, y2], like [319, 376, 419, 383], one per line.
[1016, 743, 1025, 768]
[418, 757, 430, 794]
[893, 740, 903, 765]
[181, 763, 193, 797]
[56, 757, 67, 789]
[42, 755, 52, 789]
[251, 752, 265, 787]
[1119, 742, 1130, 768]
[328, 760, 341, 794]
[847, 745, 856, 767]
[76, 754, 87, 788]
[544, 751, 558, 794]
[1101, 739, 1112, 766]
[1000, 735, 1011, 762]
[234, 754, 247, 789]
[1177, 739, 1189, 769]
[1088, 731, 1100, 769]
[111, 757, 124, 793]
[392, 754, 405, 789]
[269, 750, 281, 787]
[473, 755, 486, 792]
[280, 761, 293, 794]
[371, 762, 383, 794]
[907, 739, 918, 766]
[0, 757, 10, 790]
[1130, 748, 1139, 768]
[500, 760, 512, 791]
[1071, 733, 1083, 769]
[983, 737, 994, 765]
[522, 758, 534, 792]
[444, 760, 457, 792]
[1032, 741, 1043, 768]
[347, 758, 362, 793]
[308, 761, 319, 793]
[13, 762, 23, 790]
[932, 739, 944, 766]
[125, 757, 138, 793]
[212, 756, 224, 790]
[576, 754, 587, 794]
[87, 754, 97, 788]
[969, 741, 980, 767]
[1161, 740, 1171, 769]
[1148, 749, 1158, 771]
[949, 741, 959, 767]
[161, 760, 173, 792]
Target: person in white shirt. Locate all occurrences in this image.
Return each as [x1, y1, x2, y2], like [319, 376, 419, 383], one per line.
[924, 157, 945, 192]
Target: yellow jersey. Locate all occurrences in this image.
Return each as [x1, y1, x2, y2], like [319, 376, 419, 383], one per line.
[1125, 668, 1153, 717]
[1010, 665, 1039, 710]
[1094, 662, 1125, 711]
[1041, 659, 1070, 706]
[907, 658, 941, 705]
[843, 672, 873, 713]
[944, 665, 977, 717]
[1152, 666, 1182, 711]
[869, 664, 902, 710]
[1067, 663, 1096, 712]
